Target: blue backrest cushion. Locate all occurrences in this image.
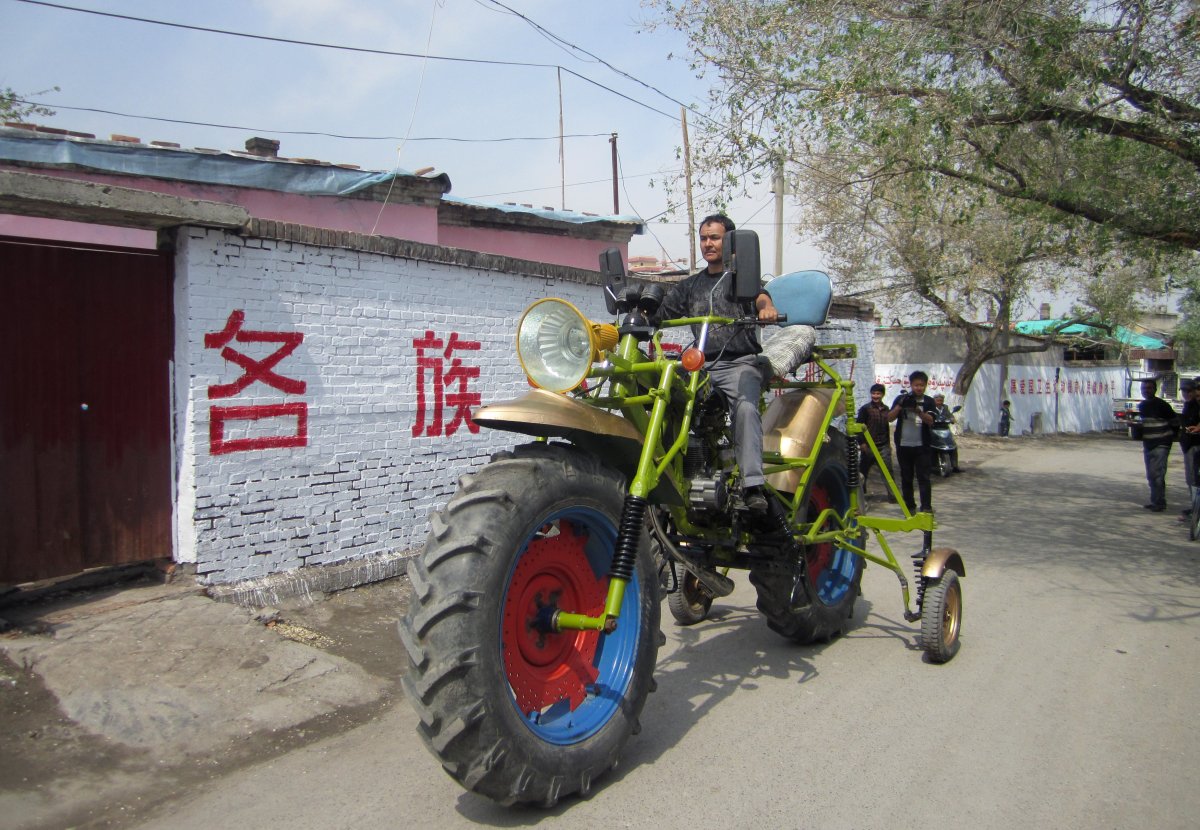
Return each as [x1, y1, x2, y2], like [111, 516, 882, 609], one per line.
[764, 270, 833, 327]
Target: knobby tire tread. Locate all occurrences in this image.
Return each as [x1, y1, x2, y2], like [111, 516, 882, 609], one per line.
[398, 442, 660, 807]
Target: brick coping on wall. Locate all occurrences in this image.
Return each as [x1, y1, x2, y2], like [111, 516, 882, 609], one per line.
[242, 218, 610, 287]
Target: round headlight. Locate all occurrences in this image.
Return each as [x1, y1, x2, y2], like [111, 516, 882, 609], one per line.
[517, 299, 598, 392]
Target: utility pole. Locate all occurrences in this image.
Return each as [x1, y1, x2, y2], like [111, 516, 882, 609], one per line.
[609, 133, 619, 215]
[681, 107, 696, 271]
[772, 156, 786, 277]
[557, 68, 565, 211]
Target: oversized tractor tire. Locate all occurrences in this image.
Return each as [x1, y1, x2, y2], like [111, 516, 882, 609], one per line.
[750, 430, 865, 643]
[398, 442, 661, 807]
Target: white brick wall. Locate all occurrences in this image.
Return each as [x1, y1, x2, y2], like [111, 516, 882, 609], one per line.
[173, 228, 874, 585]
[174, 228, 611, 584]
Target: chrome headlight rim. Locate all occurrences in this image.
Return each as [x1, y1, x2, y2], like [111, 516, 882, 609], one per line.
[517, 298, 597, 393]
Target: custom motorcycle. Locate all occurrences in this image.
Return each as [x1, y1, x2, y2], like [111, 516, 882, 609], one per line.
[398, 230, 965, 807]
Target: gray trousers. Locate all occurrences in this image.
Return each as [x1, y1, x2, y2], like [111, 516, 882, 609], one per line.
[707, 354, 771, 488]
[1143, 442, 1171, 509]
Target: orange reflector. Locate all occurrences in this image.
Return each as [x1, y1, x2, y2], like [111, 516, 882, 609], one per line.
[681, 348, 706, 372]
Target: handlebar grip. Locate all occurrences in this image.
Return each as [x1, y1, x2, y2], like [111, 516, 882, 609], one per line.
[736, 314, 788, 325]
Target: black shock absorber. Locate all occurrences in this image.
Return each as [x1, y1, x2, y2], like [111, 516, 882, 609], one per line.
[912, 552, 927, 611]
[846, 433, 860, 489]
[912, 531, 932, 610]
[609, 495, 647, 582]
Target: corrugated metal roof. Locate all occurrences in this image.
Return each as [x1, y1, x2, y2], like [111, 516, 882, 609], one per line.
[1013, 319, 1166, 350]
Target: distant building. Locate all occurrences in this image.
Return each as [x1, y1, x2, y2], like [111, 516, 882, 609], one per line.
[0, 124, 642, 270]
[627, 254, 687, 276]
[874, 319, 1172, 435]
[0, 123, 644, 594]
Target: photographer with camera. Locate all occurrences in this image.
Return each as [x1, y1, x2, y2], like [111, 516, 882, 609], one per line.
[888, 370, 938, 514]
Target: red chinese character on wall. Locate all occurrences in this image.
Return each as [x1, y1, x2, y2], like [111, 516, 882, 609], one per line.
[413, 330, 482, 438]
[205, 310, 308, 454]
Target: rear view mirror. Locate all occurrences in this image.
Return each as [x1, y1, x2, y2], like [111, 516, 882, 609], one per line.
[722, 230, 761, 303]
[599, 248, 627, 315]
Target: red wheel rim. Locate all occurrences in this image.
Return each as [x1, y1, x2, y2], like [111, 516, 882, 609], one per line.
[806, 484, 834, 583]
[501, 519, 608, 715]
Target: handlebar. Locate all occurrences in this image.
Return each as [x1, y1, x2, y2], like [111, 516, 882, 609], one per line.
[733, 314, 788, 325]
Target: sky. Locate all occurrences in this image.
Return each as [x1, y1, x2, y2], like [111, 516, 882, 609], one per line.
[0, 0, 825, 274]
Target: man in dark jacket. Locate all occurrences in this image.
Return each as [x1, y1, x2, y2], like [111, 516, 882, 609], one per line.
[655, 214, 781, 513]
[1137, 378, 1178, 512]
[888, 370, 937, 514]
[857, 383, 896, 501]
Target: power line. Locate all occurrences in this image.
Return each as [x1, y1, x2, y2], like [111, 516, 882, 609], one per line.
[15, 0, 682, 121]
[9, 99, 611, 143]
[475, 0, 711, 125]
[465, 167, 675, 200]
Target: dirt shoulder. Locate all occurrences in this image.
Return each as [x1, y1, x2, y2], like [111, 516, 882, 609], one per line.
[0, 575, 412, 830]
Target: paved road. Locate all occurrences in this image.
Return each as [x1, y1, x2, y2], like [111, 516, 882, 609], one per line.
[131, 434, 1198, 830]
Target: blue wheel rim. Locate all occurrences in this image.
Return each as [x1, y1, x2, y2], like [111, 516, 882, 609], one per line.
[500, 506, 642, 746]
[809, 471, 859, 606]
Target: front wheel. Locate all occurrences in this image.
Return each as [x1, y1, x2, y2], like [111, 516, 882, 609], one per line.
[936, 451, 951, 478]
[398, 443, 660, 806]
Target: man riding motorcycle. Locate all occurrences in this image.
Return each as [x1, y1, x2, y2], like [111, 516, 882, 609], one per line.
[653, 213, 781, 513]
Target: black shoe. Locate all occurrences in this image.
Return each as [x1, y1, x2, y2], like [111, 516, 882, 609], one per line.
[1144, 504, 1157, 510]
[744, 486, 768, 514]
[952, 468, 962, 473]
[1150, 505, 1166, 513]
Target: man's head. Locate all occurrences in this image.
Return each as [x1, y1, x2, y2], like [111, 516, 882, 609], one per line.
[869, 382, 885, 402]
[1183, 379, 1196, 398]
[934, 393, 945, 405]
[909, 370, 929, 397]
[698, 214, 735, 273]
[1141, 379, 1158, 399]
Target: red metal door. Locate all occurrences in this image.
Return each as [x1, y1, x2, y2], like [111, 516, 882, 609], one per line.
[0, 237, 173, 584]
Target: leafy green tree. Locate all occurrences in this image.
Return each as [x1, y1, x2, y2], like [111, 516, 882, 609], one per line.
[655, 0, 1199, 251]
[0, 87, 56, 123]
[801, 162, 1160, 394]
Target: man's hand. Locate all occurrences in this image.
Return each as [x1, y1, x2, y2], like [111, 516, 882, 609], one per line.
[756, 293, 780, 323]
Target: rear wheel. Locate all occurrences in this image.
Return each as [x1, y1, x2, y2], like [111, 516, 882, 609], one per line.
[398, 443, 660, 807]
[750, 431, 865, 643]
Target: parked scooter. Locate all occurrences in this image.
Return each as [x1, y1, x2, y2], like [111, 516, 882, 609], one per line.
[931, 405, 962, 477]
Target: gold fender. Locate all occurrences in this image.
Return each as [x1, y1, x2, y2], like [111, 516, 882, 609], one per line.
[761, 388, 837, 493]
[474, 389, 683, 504]
[922, 547, 965, 580]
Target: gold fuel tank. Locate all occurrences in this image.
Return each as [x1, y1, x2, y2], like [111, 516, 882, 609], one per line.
[761, 387, 836, 494]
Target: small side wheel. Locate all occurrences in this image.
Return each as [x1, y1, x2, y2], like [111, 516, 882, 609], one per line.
[668, 570, 714, 625]
[919, 570, 962, 663]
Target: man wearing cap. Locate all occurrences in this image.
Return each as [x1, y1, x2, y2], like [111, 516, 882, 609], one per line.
[1179, 378, 1200, 520]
